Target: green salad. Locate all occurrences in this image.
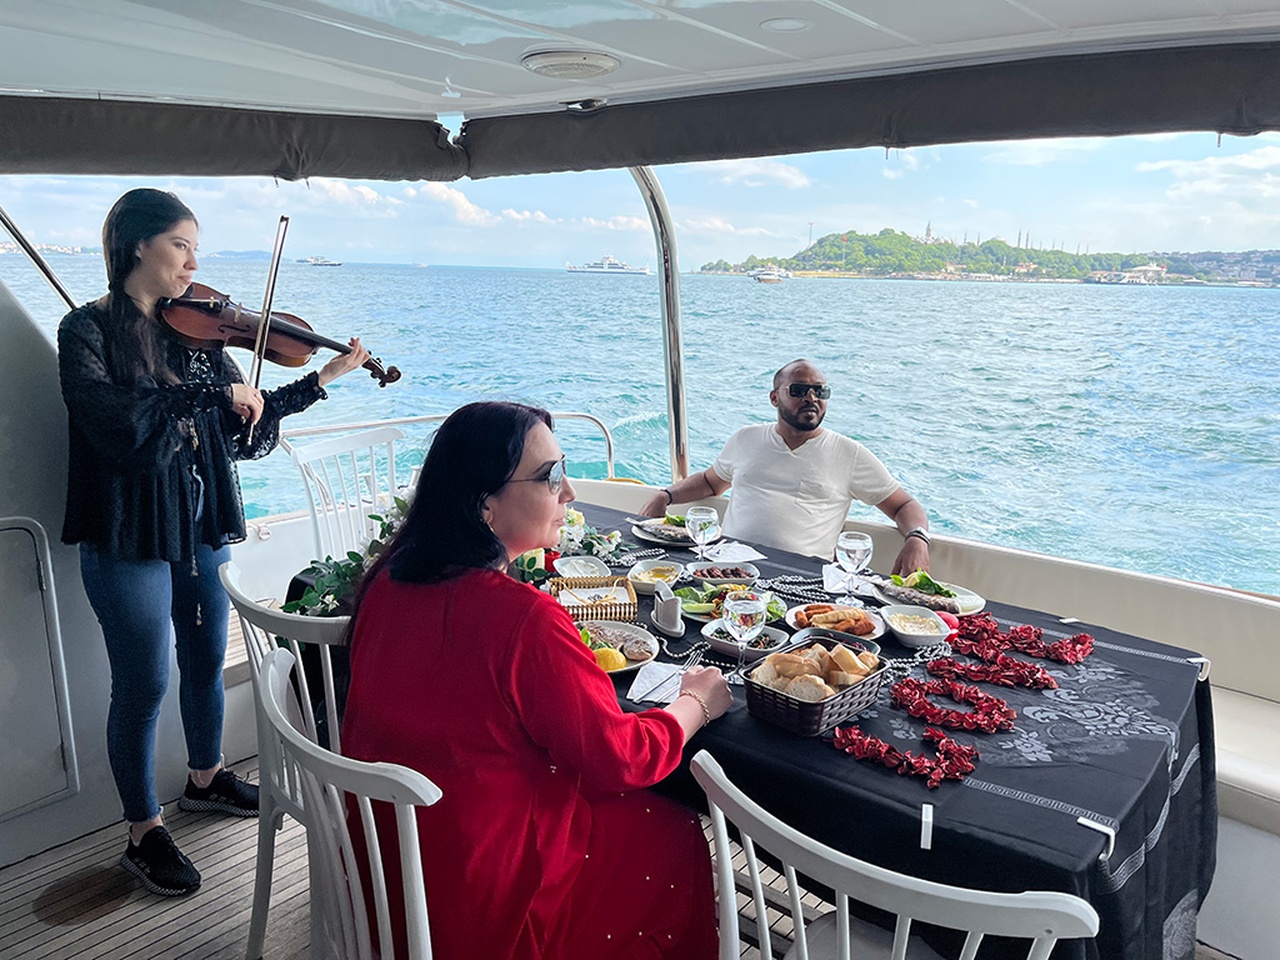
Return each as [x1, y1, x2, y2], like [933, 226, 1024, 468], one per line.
[890, 569, 957, 598]
[674, 584, 786, 621]
[663, 514, 686, 527]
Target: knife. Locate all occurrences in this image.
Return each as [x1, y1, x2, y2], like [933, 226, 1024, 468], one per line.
[631, 665, 681, 701]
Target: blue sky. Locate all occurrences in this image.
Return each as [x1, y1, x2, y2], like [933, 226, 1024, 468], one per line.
[3, 131, 1278, 268]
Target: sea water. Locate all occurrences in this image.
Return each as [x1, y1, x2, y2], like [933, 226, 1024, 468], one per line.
[5, 256, 1278, 595]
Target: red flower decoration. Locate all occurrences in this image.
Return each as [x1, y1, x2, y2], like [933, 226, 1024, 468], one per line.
[832, 725, 980, 788]
[890, 677, 1016, 733]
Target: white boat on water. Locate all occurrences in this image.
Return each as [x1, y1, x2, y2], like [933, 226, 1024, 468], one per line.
[567, 254, 650, 275]
[3, 2, 1280, 958]
[297, 255, 342, 266]
[753, 269, 788, 283]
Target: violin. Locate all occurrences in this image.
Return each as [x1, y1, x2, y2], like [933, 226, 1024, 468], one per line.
[157, 282, 401, 387]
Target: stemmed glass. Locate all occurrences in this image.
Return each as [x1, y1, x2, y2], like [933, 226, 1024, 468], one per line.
[834, 530, 874, 598]
[685, 506, 721, 562]
[723, 593, 768, 684]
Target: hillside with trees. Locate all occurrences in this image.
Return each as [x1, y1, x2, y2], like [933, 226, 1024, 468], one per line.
[701, 228, 1179, 280]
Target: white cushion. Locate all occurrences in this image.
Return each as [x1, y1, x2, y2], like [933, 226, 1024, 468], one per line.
[1213, 687, 1280, 836]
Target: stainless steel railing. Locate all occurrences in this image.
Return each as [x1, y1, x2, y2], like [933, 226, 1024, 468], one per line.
[281, 410, 618, 477]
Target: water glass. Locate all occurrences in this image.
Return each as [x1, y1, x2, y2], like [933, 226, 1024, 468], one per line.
[835, 530, 873, 594]
[685, 506, 721, 561]
[723, 593, 767, 684]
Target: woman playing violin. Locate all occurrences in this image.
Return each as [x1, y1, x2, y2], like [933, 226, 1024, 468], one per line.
[57, 187, 369, 897]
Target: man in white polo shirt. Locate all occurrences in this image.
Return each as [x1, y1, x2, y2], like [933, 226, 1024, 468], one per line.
[639, 359, 932, 572]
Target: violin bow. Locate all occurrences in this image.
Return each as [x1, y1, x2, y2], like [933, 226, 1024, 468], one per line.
[245, 215, 290, 444]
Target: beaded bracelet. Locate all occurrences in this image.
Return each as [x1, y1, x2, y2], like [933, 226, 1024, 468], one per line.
[678, 689, 712, 727]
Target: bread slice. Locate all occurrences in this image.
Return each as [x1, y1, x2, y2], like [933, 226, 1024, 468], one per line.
[827, 670, 866, 689]
[856, 651, 880, 672]
[771, 652, 824, 679]
[829, 643, 860, 673]
[751, 659, 780, 686]
[784, 674, 836, 701]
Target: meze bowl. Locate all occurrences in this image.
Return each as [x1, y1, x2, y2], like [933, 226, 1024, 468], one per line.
[880, 604, 951, 648]
[701, 618, 788, 662]
[626, 558, 684, 595]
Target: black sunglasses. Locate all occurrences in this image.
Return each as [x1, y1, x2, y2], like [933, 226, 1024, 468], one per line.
[787, 382, 832, 400]
[507, 457, 566, 495]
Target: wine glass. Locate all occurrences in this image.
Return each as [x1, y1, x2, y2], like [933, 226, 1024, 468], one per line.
[685, 506, 721, 561]
[834, 530, 874, 596]
[723, 593, 768, 684]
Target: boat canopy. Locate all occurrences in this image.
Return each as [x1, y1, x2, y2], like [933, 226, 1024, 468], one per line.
[2, 1, 1280, 180]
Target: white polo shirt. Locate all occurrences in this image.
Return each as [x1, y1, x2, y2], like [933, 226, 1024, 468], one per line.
[712, 423, 900, 559]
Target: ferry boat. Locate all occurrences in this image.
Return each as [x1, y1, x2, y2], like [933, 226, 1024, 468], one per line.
[567, 254, 650, 275]
[753, 269, 788, 283]
[2, 3, 1279, 958]
[297, 256, 342, 266]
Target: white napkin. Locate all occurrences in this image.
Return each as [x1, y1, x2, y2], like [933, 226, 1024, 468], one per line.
[703, 541, 767, 563]
[627, 661, 682, 704]
[822, 563, 852, 593]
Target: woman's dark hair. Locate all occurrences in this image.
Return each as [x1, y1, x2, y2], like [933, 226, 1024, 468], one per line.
[101, 188, 197, 384]
[345, 402, 554, 638]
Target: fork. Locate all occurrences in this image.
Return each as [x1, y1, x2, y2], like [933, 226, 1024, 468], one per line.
[681, 644, 706, 671]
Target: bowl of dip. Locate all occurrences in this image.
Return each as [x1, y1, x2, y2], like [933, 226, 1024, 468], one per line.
[880, 604, 951, 648]
[627, 559, 684, 595]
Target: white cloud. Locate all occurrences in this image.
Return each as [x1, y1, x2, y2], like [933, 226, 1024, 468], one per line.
[881, 150, 921, 180]
[413, 181, 500, 226]
[501, 208, 554, 223]
[1136, 145, 1280, 201]
[700, 158, 811, 189]
[577, 214, 649, 231]
[680, 215, 776, 237]
[982, 137, 1106, 166]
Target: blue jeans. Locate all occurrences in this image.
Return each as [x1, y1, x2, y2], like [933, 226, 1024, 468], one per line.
[79, 541, 232, 823]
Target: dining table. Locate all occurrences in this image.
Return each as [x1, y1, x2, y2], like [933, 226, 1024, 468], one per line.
[578, 504, 1216, 960]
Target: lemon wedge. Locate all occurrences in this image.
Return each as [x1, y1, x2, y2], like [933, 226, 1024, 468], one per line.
[594, 647, 627, 672]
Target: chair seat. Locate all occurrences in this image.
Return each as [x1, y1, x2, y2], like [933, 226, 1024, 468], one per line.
[786, 911, 948, 960]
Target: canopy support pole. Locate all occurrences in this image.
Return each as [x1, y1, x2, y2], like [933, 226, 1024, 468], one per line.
[630, 165, 689, 482]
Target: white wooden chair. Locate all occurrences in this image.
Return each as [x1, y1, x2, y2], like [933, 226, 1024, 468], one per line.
[261, 647, 442, 960]
[689, 750, 1099, 960]
[289, 426, 406, 560]
[219, 561, 351, 960]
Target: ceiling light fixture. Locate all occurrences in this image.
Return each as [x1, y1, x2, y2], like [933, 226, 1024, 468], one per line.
[760, 18, 810, 33]
[521, 50, 620, 80]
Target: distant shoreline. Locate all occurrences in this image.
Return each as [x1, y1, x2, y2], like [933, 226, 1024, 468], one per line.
[694, 269, 1277, 289]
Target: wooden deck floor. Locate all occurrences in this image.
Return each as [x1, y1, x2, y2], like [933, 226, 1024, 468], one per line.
[0, 759, 309, 960]
[0, 754, 1234, 960]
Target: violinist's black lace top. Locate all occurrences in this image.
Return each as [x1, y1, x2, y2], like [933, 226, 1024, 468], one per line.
[58, 303, 326, 562]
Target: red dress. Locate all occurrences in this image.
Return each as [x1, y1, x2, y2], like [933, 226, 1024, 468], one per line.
[341, 567, 718, 960]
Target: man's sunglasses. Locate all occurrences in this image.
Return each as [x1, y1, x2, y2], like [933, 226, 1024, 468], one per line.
[787, 382, 832, 400]
[508, 457, 566, 495]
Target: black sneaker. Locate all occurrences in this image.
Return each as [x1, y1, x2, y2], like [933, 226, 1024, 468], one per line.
[120, 826, 201, 897]
[178, 768, 260, 817]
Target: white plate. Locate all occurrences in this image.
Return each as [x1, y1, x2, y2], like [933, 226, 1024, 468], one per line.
[701, 619, 789, 662]
[679, 591, 785, 623]
[784, 603, 886, 642]
[686, 560, 759, 587]
[553, 555, 611, 578]
[580, 620, 659, 674]
[872, 581, 985, 616]
[630, 521, 721, 548]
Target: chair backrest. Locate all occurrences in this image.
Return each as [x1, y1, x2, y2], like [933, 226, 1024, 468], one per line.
[219, 561, 349, 752]
[290, 426, 406, 560]
[261, 647, 443, 960]
[689, 751, 1099, 960]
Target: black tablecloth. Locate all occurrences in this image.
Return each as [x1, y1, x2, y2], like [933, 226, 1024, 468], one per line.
[583, 505, 1216, 960]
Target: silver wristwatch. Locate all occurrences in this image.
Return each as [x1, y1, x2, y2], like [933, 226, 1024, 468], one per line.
[905, 526, 931, 545]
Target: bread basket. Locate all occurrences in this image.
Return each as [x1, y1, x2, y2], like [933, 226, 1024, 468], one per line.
[742, 629, 887, 736]
[547, 576, 637, 623]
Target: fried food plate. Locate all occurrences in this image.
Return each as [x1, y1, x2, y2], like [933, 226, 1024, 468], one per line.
[784, 604, 886, 642]
[580, 620, 659, 674]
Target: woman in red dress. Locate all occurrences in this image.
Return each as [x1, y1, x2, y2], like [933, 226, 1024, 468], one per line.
[342, 401, 732, 959]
